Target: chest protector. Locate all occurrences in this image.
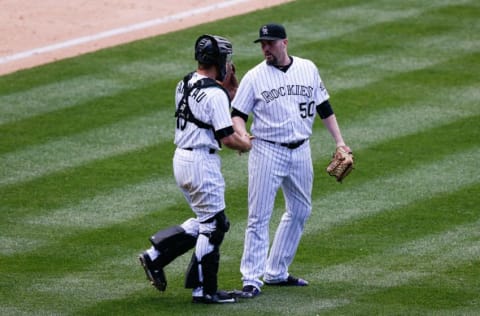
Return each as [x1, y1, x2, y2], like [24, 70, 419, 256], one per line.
[175, 72, 230, 131]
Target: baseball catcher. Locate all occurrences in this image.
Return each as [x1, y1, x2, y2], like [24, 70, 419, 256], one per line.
[138, 33, 251, 305]
[326, 145, 354, 182]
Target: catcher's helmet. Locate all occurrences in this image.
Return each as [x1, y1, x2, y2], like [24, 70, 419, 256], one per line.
[194, 34, 232, 81]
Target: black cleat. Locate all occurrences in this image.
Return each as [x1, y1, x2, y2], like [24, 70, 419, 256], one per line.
[138, 252, 167, 291]
[192, 291, 237, 304]
[264, 275, 308, 286]
[232, 285, 260, 298]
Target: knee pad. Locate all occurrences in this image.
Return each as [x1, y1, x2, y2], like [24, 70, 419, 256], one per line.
[203, 211, 230, 246]
[209, 230, 225, 247]
[212, 210, 230, 233]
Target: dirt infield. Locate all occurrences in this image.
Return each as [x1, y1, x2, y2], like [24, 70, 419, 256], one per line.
[0, 0, 292, 76]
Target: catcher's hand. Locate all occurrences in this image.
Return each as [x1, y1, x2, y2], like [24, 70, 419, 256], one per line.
[326, 145, 354, 182]
[219, 63, 238, 101]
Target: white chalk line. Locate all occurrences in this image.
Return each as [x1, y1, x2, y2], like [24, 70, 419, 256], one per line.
[0, 0, 250, 65]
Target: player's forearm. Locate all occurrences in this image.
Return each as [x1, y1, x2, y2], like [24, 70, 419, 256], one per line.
[322, 114, 346, 147]
[232, 116, 248, 136]
[221, 132, 252, 152]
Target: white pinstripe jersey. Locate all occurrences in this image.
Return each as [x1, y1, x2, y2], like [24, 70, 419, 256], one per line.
[174, 72, 232, 150]
[232, 56, 329, 143]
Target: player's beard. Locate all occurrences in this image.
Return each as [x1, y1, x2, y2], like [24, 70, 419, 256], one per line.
[265, 53, 278, 66]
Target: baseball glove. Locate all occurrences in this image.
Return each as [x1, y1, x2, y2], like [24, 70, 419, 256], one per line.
[219, 63, 238, 101]
[326, 145, 354, 182]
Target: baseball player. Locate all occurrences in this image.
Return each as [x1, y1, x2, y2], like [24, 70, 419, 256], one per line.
[231, 23, 352, 297]
[139, 34, 252, 304]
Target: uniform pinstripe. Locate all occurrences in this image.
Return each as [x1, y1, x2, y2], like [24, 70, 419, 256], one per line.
[173, 72, 232, 295]
[173, 72, 232, 222]
[140, 35, 249, 303]
[233, 57, 328, 143]
[233, 56, 329, 288]
[174, 72, 232, 152]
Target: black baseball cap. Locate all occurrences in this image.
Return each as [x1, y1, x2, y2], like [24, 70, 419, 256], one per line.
[253, 23, 287, 43]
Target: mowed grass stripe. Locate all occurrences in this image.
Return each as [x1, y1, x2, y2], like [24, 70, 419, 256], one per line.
[317, 5, 479, 90]
[0, 0, 473, 126]
[3, 186, 477, 315]
[0, 110, 173, 186]
[0, 64, 186, 131]
[311, 84, 479, 158]
[3, 141, 478, 256]
[252, 184, 480, 315]
[25, 178, 180, 228]
[3, 26, 478, 185]
[1, 68, 477, 188]
[327, 36, 480, 91]
[0, 77, 129, 125]
[3, 184, 477, 315]
[1, 1, 479, 315]
[1, 108, 477, 255]
[305, 148, 480, 234]
[1, 54, 477, 223]
[306, 219, 480, 314]
[310, 209, 480, 288]
[1, 98, 475, 222]
[1, 2, 477, 184]
[5, 169, 478, 314]
[0, 79, 173, 155]
[233, 0, 471, 48]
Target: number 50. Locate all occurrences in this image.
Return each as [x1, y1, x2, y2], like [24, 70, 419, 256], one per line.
[299, 101, 315, 118]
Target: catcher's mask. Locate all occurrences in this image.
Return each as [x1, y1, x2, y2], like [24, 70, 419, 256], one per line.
[194, 34, 233, 81]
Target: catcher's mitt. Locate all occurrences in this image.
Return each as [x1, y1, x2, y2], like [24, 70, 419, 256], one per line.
[219, 63, 238, 101]
[326, 145, 354, 182]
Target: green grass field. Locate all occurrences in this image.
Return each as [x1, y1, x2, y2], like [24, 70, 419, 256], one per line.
[1, 0, 479, 315]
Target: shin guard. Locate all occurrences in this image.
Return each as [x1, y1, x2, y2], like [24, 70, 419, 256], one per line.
[184, 253, 201, 289]
[200, 249, 220, 295]
[149, 225, 196, 267]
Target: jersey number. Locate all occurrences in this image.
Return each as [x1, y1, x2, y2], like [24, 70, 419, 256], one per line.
[299, 101, 315, 118]
[176, 117, 187, 131]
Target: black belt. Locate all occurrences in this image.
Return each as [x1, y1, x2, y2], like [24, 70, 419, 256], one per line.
[263, 139, 307, 149]
[183, 147, 216, 154]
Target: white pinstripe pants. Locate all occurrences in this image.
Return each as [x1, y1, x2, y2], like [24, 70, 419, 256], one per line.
[240, 139, 313, 288]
